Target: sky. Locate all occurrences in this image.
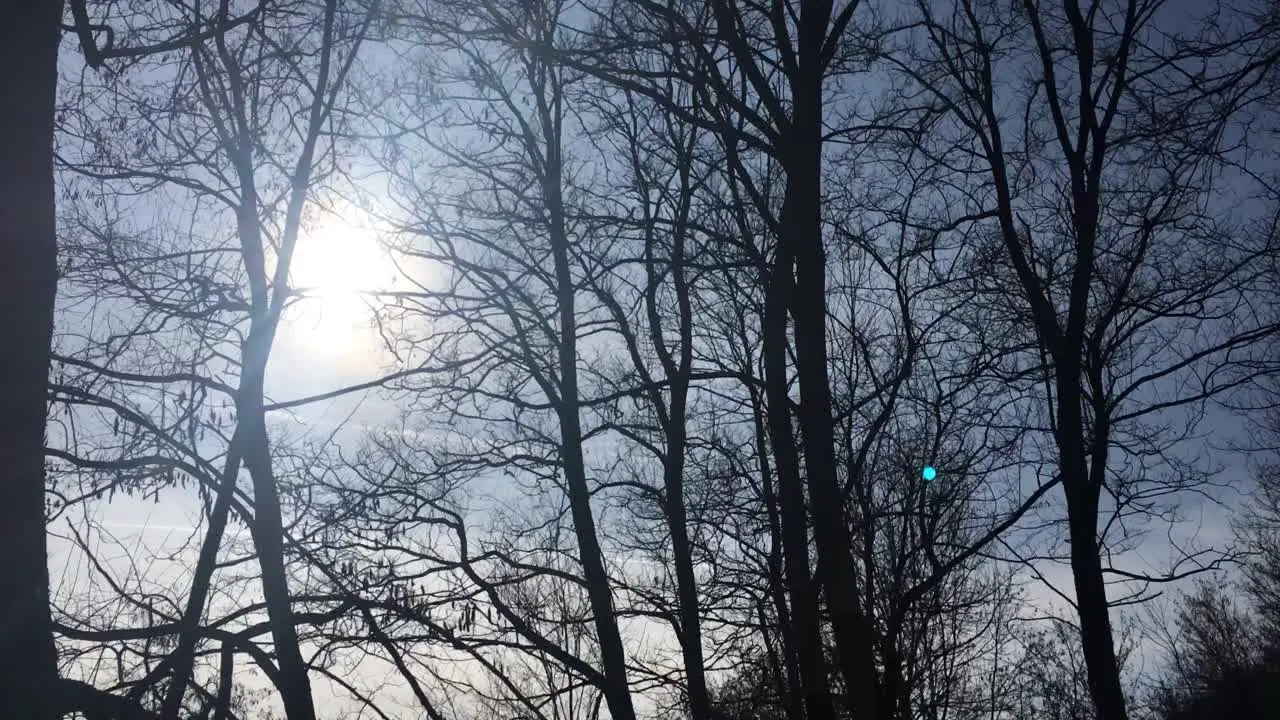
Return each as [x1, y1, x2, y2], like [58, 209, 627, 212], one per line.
[43, 1, 1280, 717]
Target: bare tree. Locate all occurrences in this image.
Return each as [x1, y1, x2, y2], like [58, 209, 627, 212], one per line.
[1147, 409, 1280, 719]
[51, 1, 378, 716]
[571, 2, 891, 715]
[348, 1, 644, 718]
[879, 1, 1280, 717]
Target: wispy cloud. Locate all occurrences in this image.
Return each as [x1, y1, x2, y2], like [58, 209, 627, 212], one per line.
[99, 522, 196, 534]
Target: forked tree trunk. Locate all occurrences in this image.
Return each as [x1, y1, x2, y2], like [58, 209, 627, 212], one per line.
[783, 3, 884, 717]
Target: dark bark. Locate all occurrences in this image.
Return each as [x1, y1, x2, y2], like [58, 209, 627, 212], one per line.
[647, 177, 712, 719]
[240, 368, 318, 720]
[157, 445, 243, 718]
[658, 342, 711, 720]
[779, 2, 883, 717]
[1058, 378, 1127, 720]
[762, 237, 835, 720]
[948, 4, 1132, 714]
[749, 387, 805, 720]
[0, 1, 66, 718]
[545, 98, 639, 720]
[551, 213, 638, 720]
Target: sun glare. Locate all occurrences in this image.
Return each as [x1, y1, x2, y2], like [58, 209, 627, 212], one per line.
[284, 206, 397, 361]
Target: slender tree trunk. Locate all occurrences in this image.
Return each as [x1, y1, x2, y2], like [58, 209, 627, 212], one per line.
[663, 413, 713, 720]
[552, 251, 637, 720]
[230, 150, 317, 719]
[160, 252, 319, 720]
[977, 17, 1130, 711]
[785, 2, 882, 716]
[763, 243, 835, 720]
[197, 2, 358, 707]
[239, 369, 317, 720]
[655, 240, 713, 720]
[1057, 376, 1128, 720]
[750, 388, 804, 720]
[158, 445, 243, 718]
[545, 116, 638, 720]
[880, 630, 908, 720]
[0, 2, 65, 718]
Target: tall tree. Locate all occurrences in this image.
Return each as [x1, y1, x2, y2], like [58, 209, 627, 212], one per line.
[360, 2, 641, 717]
[0, 2, 66, 718]
[576, 2, 887, 714]
[883, 1, 1280, 718]
[51, 1, 377, 716]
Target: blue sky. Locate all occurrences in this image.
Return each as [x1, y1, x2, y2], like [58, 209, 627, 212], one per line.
[43, 1, 1280, 716]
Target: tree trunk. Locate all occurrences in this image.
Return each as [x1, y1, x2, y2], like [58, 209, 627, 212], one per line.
[750, 388, 804, 720]
[785, 2, 883, 716]
[1058, 378, 1128, 720]
[158, 444, 243, 718]
[653, 221, 713, 720]
[763, 241, 835, 720]
[0, 1, 65, 717]
[546, 127, 638, 720]
[240, 375, 318, 720]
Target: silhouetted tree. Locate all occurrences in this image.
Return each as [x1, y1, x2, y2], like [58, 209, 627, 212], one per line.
[0, 2, 67, 718]
[880, 2, 1280, 718]
[1149, 411, 1280, 719]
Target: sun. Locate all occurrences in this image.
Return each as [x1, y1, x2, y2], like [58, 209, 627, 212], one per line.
[283, 204, 397, 362]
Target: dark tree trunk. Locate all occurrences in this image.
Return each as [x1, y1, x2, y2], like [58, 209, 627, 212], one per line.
[546, 130, 638, 720]
[0, 1, 66, 718]
[979, 49, 1131, 718]
[1058, 377, 1128, 720]
[784, 2, 883, 717]
[762, 240, 835, 720]
[652, 206, 713, 720]
[241, 385, 318, 720]
[750, 388, 805, 720]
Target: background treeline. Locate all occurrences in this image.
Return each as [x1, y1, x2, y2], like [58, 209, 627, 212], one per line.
[3, 0, 1280, 719]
